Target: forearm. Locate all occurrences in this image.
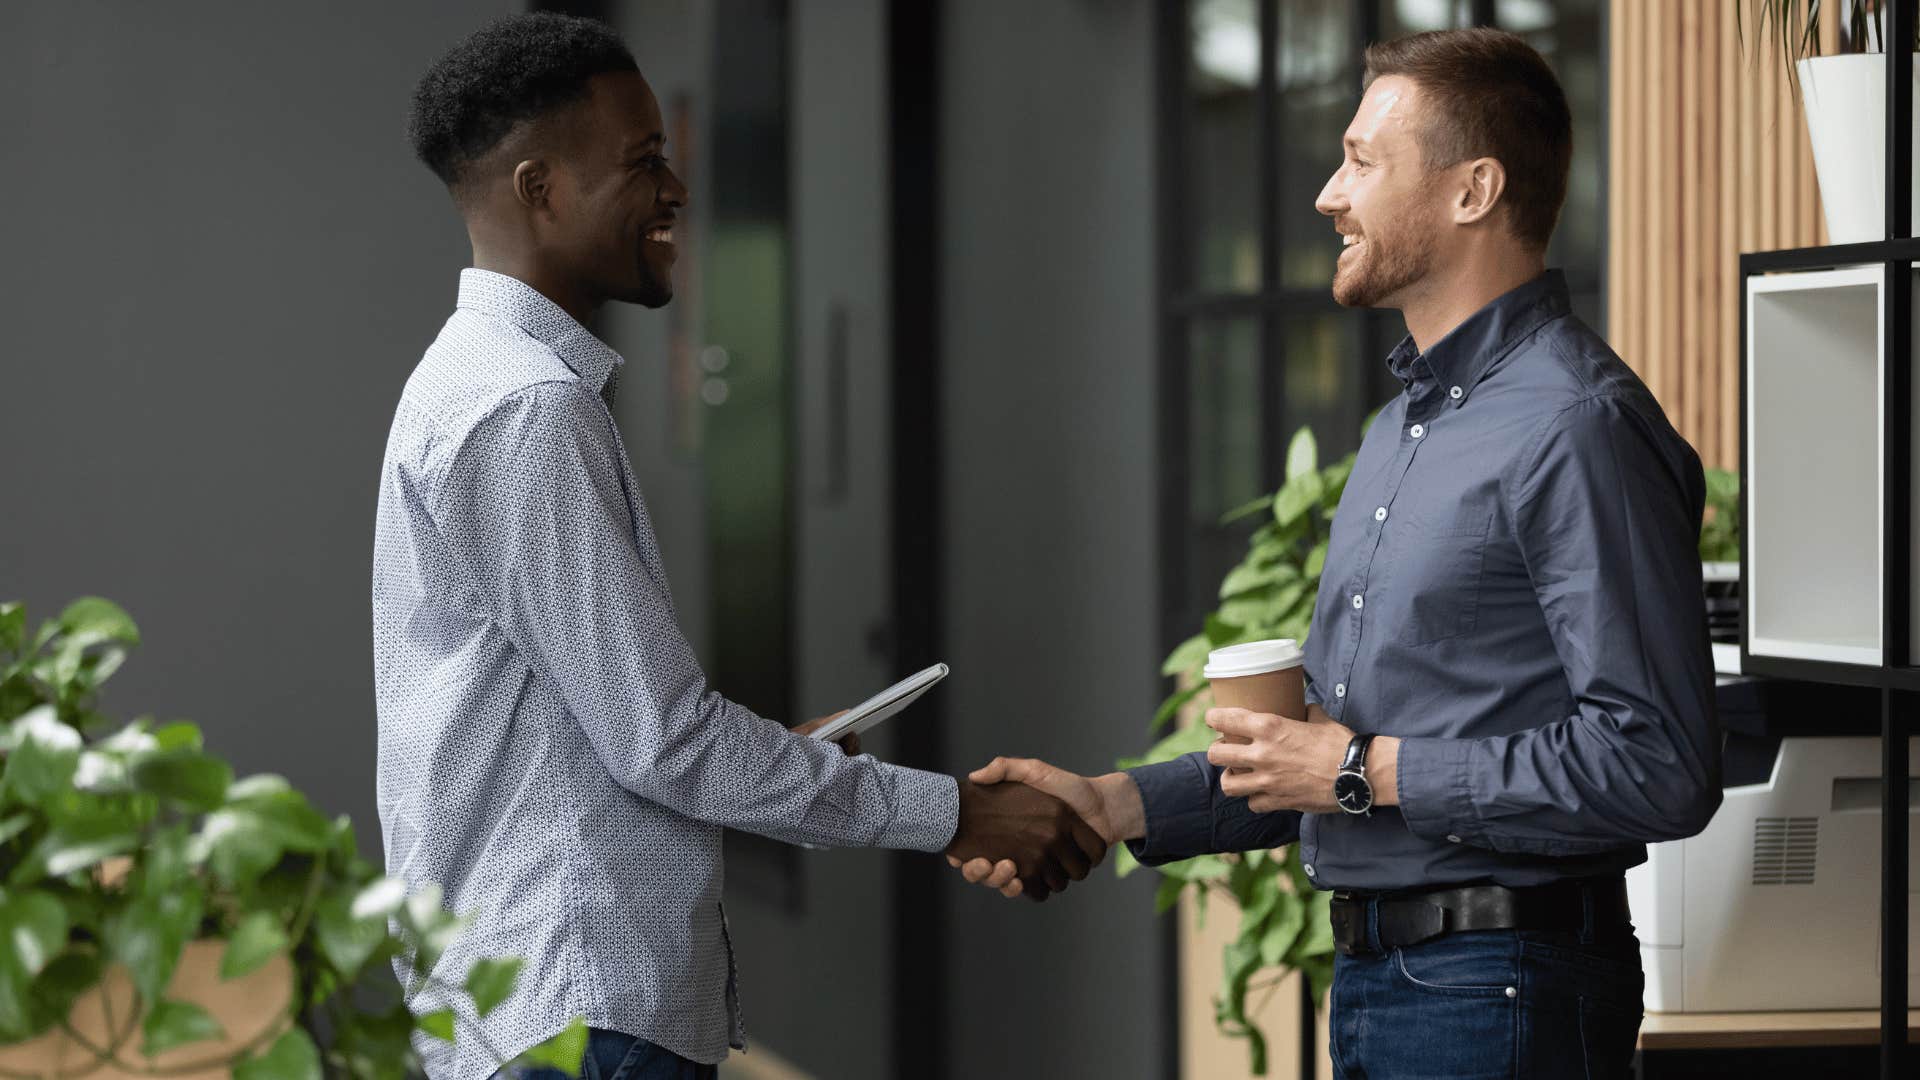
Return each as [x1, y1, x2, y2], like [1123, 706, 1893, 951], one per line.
[1395, 709, 1720, 855]
[616, 687, 958, 850]
[1123, 751, 1301, 864]
[1090, 771, 1147, 842]
[1369, 736, 1400, 806]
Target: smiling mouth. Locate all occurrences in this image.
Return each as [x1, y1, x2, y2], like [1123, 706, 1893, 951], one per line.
[645, 226, 674, 245]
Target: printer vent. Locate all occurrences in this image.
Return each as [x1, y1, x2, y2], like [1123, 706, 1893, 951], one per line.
[1751, 816, 1818, 885]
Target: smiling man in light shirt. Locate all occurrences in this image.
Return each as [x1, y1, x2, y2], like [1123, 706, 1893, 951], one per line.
[953, 28, 1720, 1079]
[373, 14, 1104, 1080]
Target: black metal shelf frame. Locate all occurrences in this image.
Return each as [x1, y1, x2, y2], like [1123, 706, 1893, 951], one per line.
[1735, 6, 1913, 1073]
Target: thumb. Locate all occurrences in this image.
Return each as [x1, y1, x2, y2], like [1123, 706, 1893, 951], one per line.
[969, 756, 1020, 784]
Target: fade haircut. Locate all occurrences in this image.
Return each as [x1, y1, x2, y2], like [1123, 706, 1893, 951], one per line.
[407, 12, 638, 189]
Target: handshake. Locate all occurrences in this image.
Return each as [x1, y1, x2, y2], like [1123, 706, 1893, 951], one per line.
[940, 758, 1146, 902]
[934, 701, 1372, 900]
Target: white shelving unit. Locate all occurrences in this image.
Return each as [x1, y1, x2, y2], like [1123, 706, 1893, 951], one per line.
[1744, 265, 1919, 666]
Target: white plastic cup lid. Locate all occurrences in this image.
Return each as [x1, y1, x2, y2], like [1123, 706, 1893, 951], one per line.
[1203, 639, 1305, 680]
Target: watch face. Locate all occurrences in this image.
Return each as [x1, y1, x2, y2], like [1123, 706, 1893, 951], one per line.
[1334, 772, 1373, 814]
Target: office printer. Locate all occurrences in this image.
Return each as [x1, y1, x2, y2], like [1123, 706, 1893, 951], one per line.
[1626, 663, 1920, 1012]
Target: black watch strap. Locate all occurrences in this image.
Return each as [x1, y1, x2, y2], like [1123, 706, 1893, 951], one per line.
[1340, 732, 1376, 774]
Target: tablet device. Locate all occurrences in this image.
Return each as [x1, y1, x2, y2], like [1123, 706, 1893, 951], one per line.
[808, 663, 949, 744]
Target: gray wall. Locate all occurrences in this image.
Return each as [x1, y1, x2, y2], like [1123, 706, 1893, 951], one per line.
[0, 0, 516, 841]
[4, 2, 1170, 1075]
[940, 1, 1168, 1075]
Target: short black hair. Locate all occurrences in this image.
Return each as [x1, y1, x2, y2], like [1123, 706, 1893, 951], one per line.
[408, 12, 638, 188]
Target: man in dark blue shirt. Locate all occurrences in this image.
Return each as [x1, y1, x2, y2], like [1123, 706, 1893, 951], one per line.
[954, 28, 1719, 1078]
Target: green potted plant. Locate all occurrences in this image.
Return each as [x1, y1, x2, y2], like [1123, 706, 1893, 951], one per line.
[0, 598, 586, 1079]
[1741, 0, 1920, 242]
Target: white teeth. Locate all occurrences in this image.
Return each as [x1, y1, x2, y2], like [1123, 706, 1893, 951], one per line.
[647, 228, 673, 243]
[1342, 234, 1360, 246]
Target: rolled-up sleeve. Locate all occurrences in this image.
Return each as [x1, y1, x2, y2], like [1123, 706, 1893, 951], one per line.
[431, 381, 958, 853]
[1126, 751, 1301, 865]
[1396, 395, 1722, 855]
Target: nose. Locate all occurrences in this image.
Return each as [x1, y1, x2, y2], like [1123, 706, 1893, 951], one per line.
[1315, 168, 1344, 218]
[659, 164, 689, 210]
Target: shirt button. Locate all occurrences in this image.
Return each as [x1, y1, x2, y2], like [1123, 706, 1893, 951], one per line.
[1409, 423, 1426, 439]
[1351, 594, 1364, 610]
[1303, 864, 1315, 877]
[1335, 683, 1347, 698]
[1449, 385, 1464, 401]
[1374, 506, 1387, 522]
[1446, 834, 1462, 843]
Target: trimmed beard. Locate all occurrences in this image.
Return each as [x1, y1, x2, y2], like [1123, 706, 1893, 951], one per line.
[1331, 207, 1438, 308]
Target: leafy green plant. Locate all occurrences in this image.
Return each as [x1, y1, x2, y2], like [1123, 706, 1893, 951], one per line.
[1700, 467, 1742, 563]
[1117, 425, 1354, 1076]
[0, 598, 587, 1079]
[1738, 0, 1918, 92]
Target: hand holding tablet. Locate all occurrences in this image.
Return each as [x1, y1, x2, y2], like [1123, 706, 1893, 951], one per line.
[808, 663, 949, 744]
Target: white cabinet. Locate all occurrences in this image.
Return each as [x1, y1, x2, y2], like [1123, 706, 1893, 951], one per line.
[1744, 265, 1918, 666]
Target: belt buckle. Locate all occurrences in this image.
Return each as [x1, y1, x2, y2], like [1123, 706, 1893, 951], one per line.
[1329, 892, 1372, 956]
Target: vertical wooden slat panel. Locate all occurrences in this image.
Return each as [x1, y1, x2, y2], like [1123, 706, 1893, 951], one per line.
[1607, 0, 1829, 470]
[1614, 0, 1635, 371]
[1667, 1, 1686, 416]
[1760, 18, 1780, 250]
[1648, 2, 1671, 408]
[1739, 17, 1759, 258]
[1719, 0, 1741, 470]
[1680, 0, 1702, 445]
[1774, 61, 1791, 245]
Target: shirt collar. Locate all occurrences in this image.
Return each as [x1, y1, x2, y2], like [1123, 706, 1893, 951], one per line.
[456, 268, 625, 393]
[1384, 269, 1569, 406]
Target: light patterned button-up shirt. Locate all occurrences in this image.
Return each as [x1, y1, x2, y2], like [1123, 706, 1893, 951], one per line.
[373, 269, 959, 1078]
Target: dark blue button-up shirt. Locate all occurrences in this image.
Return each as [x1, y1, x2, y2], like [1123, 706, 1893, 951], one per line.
[1129, 271, 1722, 891]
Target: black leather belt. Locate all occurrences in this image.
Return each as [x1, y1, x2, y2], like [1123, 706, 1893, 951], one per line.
[1329, 877, 1631, 956]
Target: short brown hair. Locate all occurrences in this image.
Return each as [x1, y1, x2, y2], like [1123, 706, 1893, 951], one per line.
[1363, 28, 1572, 250]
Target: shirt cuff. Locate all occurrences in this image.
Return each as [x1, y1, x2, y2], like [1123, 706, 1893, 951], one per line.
[875, 767, 960, 852]
[1123, 752, 1214, 866]
[1394, 736, 1478, 844]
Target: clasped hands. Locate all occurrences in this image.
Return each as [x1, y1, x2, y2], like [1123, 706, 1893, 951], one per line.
[791, 710, 1108, 901]
[949, 704, 1361, 899]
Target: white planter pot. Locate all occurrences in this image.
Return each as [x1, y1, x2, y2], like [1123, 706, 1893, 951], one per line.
[1797, 54, 1920, 244]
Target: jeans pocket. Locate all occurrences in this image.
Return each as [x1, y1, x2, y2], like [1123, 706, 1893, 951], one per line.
[1391, 934, 1519, 998]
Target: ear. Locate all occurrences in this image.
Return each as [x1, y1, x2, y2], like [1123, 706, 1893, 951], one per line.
[1452, 157, 1507, 227]
[511, 159, 552, 211]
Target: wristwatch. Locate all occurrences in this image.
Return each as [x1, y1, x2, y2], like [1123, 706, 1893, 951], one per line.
[1333, 732, 1377, 816]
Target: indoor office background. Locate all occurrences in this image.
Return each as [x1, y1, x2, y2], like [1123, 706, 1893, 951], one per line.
[3, 2, 1629, 1079]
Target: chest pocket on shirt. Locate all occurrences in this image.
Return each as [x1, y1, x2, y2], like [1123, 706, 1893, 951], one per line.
[1395, 508, 1494, 647]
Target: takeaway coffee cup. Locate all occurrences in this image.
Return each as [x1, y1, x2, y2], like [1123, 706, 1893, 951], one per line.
[1204, 640, 1307, 751]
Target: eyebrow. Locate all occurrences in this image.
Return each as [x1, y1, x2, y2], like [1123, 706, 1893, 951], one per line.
[621, 134, 666, 156]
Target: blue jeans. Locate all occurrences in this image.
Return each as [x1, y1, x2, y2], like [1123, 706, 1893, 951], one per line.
[1328, 914, 1644, 1079]
[501, 1028, 717, 1080]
